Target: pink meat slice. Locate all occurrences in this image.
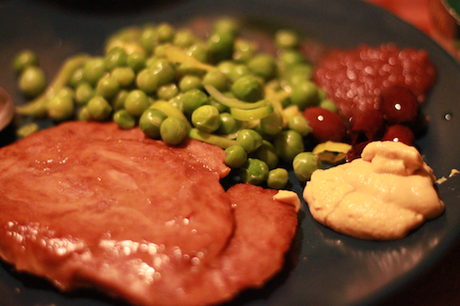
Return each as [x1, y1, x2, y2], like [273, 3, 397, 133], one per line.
[0, 121, 298, 306]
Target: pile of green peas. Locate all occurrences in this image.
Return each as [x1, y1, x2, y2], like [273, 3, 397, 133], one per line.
[13, 18, 338, 189]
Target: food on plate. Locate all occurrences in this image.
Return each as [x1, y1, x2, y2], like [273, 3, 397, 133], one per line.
[0, 121, 299, 306]
[303, 141, 444, 240]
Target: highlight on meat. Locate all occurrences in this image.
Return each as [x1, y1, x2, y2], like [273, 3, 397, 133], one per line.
[0, 121, 299, 306]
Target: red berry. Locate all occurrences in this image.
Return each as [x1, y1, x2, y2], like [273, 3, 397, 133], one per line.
[380, 86, 419, 124]
[303, 106, 347, 143]
[382, 124, 414, 145]
[348, 108, 385, 144]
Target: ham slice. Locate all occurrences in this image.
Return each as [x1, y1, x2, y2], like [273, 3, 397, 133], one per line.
[0, 121, 298, 306]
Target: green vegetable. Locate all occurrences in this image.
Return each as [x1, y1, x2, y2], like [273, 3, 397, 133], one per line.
[213, 18, 239, 36]
[205, 85, 268, 110]
[111, 89, 128, 111]
[275, 29, 299, 49]
[160, 116, 188, 145]
[13, 49, 39, 74]
[173, 29, 196, 48]
[75, 82, 94, 105]
[125, 90, 149, 116]
[82, 57, 106, 86]
[260, 109, 283, 135]
[181, 89, 208, 115]
[156, 23, 175, 43]
[267, 168, 289, 189]
[18, 66, 46, 97]
[320, 99, 338, 113]
[237, 129, 262, 153]
[113, 109, 136, 129]
[68, 67, 84, 88]
[87, 96, 112, 121]
[149, 58, 176, 86]
[224, 145, 247, 168]
[202, 69, 229, 92]
[208, 32, 234, 63]
[189, 129, 238, 148]
[16, 122, 39, 138]
[126, 51, 147, 72]
[248, 54, 276, 80]
[96, 75, 120, 99]
[233, 39, 255, 62]
[293, 152, 321, 182]
[157, 84, 179, 101]
[289, 80, 320, 110]
[139, 108, 167, 138]
[288, 115, 312, 137]
[216, 112, 240, 135]
[230, 103, 274, 121]
[47, 94, 74, 121]
[191, 105, 221, 133]
[240, 158, 269, 185]
[179, 75, 203, 92]
[253, 140, 279, 169]
[136, 68, 159, 94]
[150, 100, 191, 128]
[111, 66, 135, 88]
[230, 74, 263, 102]
[274, 130, 305, 162]
[104, 47, 127, 71]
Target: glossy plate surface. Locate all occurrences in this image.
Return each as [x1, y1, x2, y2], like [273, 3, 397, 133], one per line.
[1, 0, 460, 305]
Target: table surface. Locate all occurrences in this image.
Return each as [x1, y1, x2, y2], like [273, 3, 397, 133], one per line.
[363, 3, 460, 306]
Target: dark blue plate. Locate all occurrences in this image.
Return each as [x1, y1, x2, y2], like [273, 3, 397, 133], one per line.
[1, 0, 460, 305]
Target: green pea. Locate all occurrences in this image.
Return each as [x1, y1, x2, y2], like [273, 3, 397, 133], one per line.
[113, 109, 136, 129]
[224, 145, 247, 168]
[136, 68, 159, 94]
[68, 67, 84, 88]
[56, 87, 75, 100]
[156, 23, 175, 43]
[160, 116, 188, 145]
[248, 54, 277, 80]
[293, 152, 321, 182]
[278, 49, 305, 67]
[191, 105, 221, 133]
[179, 75, 203, 92]
[290, 80, 320, 111]
[320, 99, 338, 113]
[111, 89, 129, 111]
[18, 66, 46, 97]
[87, 96, 112, 121]
[260, 110, 283, 135]
[173, 29, 196, 48]
[202, 69, 229, 92]
[140, 25, 157, 54]
[111, 66, 135, 87]
[186, 43, 208, 63]
[253, 140, 279, 169]
[47, 94, 74, 121]
[227, 64, 251, 82]
[285, 64, 313, 85]
[150, 58, 176, 86]
[127, 51, 147, 72]
[176, 63, 207, 77]
[78, 106, 91, 121]
[240, 158, 269, 186]
[154, 44, 171, 58]
[125, 90, 149, 116]
[96, 75, 120, 99]
[267, 168, 289, 189]
[230, 74, 263, 102]
[139, 108, 167, 139]
[104, 47, 127, 71]
[216, 112, 240, 135]
[274, 130, 304, 163]
[75, 82, 94, 105]
[169, 94, 184, 112]
[288, 115, 312, 137]
[217, 61, 235, 77]
[13, 49, 39, 74]
[181, 89, 208, 115]
[16, 123, 39, 138]
[275, 29, 299, 49]
[83, 57, 106, 86]
[209, 96, 230, 113]
[156, 84, 179, 101]
[208, 32, 234, 63]
[237, 129, 263, 153]
[233, 39, 255, 62]
[213, 18, 239, 36]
